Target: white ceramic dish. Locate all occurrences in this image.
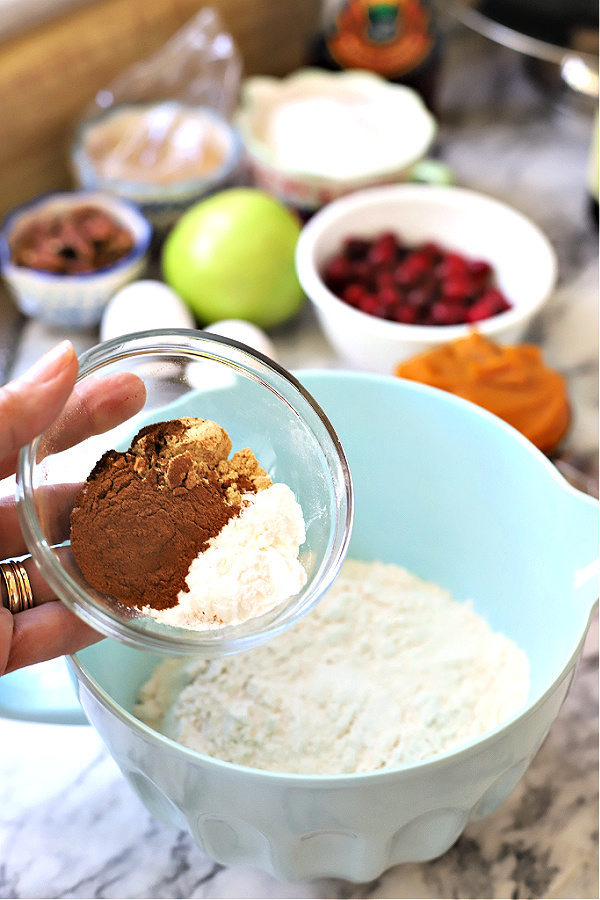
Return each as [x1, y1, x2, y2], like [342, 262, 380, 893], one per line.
[0, 190, 152, 329]
[236, 68, 436, 213]
[295, 183, 558, 372]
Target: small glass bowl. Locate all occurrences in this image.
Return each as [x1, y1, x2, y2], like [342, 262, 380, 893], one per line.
[72, 102, 244, 234]
[16, 330, 353, 657]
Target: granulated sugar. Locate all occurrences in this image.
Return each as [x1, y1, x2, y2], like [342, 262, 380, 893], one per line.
[135, 559, 530, 773]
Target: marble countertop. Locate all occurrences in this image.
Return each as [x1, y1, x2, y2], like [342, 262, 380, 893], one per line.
[0, 22, 598, 900]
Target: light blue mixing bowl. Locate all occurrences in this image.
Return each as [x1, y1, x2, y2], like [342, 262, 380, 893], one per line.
[4, 369, 599, 881]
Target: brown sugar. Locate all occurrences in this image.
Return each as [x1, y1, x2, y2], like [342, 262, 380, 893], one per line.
[70, 418, 272, 611]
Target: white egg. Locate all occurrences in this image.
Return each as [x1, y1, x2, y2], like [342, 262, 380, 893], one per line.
[204, 319, 278, 361]
[100, 280, 195, 341]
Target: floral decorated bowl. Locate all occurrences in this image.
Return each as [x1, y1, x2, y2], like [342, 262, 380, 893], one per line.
[0, 190, 151, 329]
[236, 68, 436, 214]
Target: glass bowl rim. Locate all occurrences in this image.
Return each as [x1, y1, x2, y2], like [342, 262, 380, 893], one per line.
[16, 328, 354, 656]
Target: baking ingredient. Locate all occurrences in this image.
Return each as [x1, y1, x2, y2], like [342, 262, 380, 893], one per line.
[100, 280, 195, 341]
[10, 204, 134, 274]
[262, 93, 423, 181]
[161, 188, 304, 328]
[322, 231, 512, 325]
[83, 105, 228, 185]
[148, 482, 306, 629]
[310, 0, 441, 111]
[70, 417, 306, 624]
[238, 70, 436, 195]
[136, 559, 530, 773]
[395, 331, 570, 454]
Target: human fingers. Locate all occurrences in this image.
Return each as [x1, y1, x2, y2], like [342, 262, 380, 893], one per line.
[0, 547, 142, 615]
[37, 370, 146, 461]
[0, 341, 78, 479]
[1, 602, 101, 675]
[0, 370, 146, 553]
[0, 607, 12, 674]
[0, 483, 81, 560]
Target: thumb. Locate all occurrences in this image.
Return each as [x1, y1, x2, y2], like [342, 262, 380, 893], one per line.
[0, 341, 78, 474]
[0, 607, 13, 675]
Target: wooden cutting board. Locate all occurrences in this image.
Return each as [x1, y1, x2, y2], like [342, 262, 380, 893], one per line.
[0, 0, 320, 220]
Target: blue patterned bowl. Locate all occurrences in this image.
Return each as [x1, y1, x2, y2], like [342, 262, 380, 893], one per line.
[0, 190, 152, 329]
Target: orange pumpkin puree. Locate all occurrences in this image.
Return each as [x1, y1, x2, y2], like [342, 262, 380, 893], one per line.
[394, 331, 570, 454]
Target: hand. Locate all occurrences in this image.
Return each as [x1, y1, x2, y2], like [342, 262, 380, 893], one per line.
[0, 340, 146, 675]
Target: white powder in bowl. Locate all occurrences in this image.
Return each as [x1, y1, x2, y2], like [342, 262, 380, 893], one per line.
[135, 559, 530, 773]
[144, 483, 307, 630]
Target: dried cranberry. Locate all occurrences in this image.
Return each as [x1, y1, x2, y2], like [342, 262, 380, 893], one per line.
[376, 286, 399, 308]
[324, 254, 352, 286]
[442, 276, 475, 304]
[321, 230, 512, 328]
[351, 260, 371, 285]
[376, 269, 396, 290]
[466, 289, 511, 322]
[405, 287, 429, 309]
[421, 241, 444, 263]
[393, 305, 419, 324]
[436, 252, 468, 280]
[367, 232, 399, 267]
[342, 284, 367, 307]
[343, 237, 371, 260]
[429, 301, 467, 325]
[394, 252, 430, 287]
[357, 295, 382, 316]
[468, 259, 493, 282]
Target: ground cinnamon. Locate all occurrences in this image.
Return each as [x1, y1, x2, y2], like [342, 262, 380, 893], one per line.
[70, 418, 271, 610]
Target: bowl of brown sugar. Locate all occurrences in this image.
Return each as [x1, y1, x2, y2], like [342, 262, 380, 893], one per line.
[72, 102, 243, 232]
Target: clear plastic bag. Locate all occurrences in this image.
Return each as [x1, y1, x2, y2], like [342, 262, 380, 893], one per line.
[72, 8, 243, 213]
[87, 7, 242, 121]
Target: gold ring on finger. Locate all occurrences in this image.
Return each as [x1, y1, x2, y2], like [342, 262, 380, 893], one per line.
[0, 559, 34, 614]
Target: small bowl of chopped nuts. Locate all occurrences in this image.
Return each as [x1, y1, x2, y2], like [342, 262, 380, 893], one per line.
[0, 190, 152, 329]
[295, 183, 558, 372]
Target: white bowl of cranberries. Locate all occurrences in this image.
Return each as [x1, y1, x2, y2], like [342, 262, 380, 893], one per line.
[295, 184, 557, 372]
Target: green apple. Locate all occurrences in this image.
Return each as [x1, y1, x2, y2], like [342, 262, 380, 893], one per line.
[161, 188, 305, 328]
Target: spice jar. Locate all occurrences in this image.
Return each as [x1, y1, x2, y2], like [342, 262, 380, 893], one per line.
[309, 0, 443, 111]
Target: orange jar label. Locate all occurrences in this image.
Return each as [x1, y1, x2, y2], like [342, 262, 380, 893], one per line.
[326, 0, 434, 78]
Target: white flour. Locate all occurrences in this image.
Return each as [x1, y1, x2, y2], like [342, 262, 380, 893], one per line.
[144, 483, 307, 630]
[136, 559, 530, 773]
